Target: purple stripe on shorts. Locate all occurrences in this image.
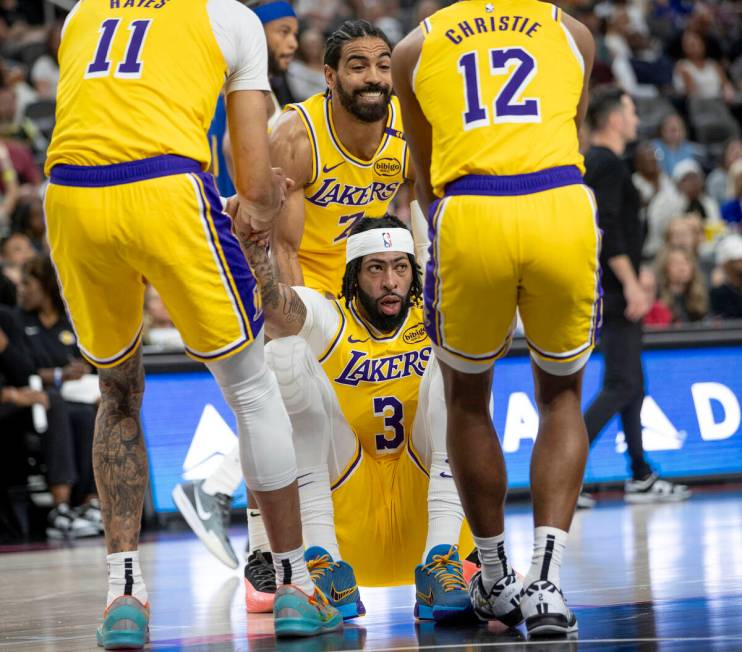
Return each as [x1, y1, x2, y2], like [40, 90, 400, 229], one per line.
[423, 199, 443, 347]
[50, 155, 202, 187]
[444, 166, 583, 197]
[196, 173, 263, 338]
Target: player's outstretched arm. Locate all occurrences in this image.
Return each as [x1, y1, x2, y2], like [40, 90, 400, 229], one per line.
[270, 110, 314, 286]
[240, 239, 307, 339]
[227, 90, 289, 244]
[391, 28, 435, 217]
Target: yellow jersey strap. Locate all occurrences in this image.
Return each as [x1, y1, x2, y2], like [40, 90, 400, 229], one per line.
[285, 102, 321, 186]
[318, 299, 346, 363]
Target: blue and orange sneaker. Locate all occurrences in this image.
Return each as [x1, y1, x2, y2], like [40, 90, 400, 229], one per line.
[304, 546, 365, 620]
[274, 584, 343, 638]
[414, 544, 472, 622]
[96, 596, 149, 650]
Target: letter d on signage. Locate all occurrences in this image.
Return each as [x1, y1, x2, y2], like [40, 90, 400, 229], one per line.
[691, 382, 741, 441]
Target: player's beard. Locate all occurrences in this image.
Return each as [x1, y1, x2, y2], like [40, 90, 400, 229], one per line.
[267, 49, 284, 77]
[357, 287, 411, 333]
[335, 77, 391, 123]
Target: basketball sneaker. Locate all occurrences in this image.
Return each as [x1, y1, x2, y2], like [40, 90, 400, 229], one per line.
[46, 503, 99, 540]
[576, 491, 596, 509]
[244, 549, 277, 613]
[96, 595, 149, 650]
[520, 579, 578, 637]
[76, 498, 105, 533]
[468, 569, 523, 627]
[274, 584, 343, 638]
[171, 480, 238, 569]
[624, 473, 691, 504]
[305, 546, 365, 620]
[414, 544, 471, 622]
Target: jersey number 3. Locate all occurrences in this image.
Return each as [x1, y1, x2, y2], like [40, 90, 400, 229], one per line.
[458, 47, 541, 128]
[374, 396, 404, 452]
[86, 19, 152, 80]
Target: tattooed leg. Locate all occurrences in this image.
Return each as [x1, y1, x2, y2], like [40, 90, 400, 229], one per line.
[93, 348, 147, 554]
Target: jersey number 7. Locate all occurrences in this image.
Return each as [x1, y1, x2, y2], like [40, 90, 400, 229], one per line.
[86, 19, 152, 80]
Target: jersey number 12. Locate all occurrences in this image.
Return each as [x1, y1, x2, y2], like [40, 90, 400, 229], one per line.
[86, 19, 152, 80]
[457, 47, 541, 128]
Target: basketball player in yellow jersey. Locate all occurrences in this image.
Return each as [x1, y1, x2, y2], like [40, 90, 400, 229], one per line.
[238, 215, 475, 622]
[393, 1, 597, 638]
[44, 1, 341, 646]
[271, 19, 412, 295]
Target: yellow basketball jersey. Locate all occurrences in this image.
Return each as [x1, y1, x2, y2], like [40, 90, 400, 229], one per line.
[286, 93, 410, 294]
[318, 300, 430, 463]
[46, 0, 225, 173]
[415, 0, 584, 196]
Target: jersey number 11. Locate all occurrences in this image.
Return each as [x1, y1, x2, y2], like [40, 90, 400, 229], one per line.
[86, 19, 152, 80]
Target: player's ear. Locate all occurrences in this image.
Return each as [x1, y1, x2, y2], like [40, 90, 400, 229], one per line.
[324, 64, 336, 91]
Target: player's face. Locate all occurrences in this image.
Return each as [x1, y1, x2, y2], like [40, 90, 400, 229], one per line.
[328, 36, 392, 123]
[356, 251, 413, 331]
[265, 17, 299, 75]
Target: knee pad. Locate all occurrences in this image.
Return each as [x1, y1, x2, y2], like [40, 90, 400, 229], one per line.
[265, 336, 320, 414]
[211, 352, 296, 492]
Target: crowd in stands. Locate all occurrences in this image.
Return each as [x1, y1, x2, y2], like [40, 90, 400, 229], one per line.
[1, 0, 742, 541]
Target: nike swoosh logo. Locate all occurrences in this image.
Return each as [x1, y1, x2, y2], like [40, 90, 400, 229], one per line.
[330, 583, 357, 602]
[416, 588, 434, 605]
[322, 161, 344, 174]
[194, 487, 212, 520]
[440, 458, 453, 478]
[348, 335, 369, 344]
[249, 511, 261, 518]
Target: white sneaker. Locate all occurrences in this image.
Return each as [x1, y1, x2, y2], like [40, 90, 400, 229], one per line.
[576, 491, 596, 509]
[468, 570, 523, 627]
[521, 579, 577, 637]
[76, 499, 104, 533]
[624, 473, 691, 504]
[46, 503, 99, 539]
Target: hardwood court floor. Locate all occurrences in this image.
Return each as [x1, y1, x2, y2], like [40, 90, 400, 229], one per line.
[1, 488, 741, 651]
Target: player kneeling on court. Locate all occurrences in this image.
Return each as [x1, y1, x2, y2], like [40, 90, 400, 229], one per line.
[238, 216, 485, 623]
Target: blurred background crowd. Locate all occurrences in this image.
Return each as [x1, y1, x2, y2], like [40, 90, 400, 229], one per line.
[0, 0, 741, 542]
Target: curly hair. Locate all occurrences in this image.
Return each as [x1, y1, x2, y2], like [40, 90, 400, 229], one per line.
[340, 215, 422, 309]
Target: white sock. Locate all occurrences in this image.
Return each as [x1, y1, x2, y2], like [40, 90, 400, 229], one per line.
[298, 465, 341, 560]
[523, 526, 568, 589]
[472, 532, 512, 593]
[273, 544, 314, 595]
[247, 508, 271, 554]
[106, 551, 148, 607]
[423, 453, 465, 562]
[202, 444, 243, 497]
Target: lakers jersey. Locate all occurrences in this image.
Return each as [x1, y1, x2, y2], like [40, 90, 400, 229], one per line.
[414, 0, 584, 196]
[285, 93, 410, 294]
[46, 0, 227, 172]
[318, 300, 430, 464]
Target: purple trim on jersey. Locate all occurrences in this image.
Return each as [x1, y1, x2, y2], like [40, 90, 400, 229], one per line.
[553, 5, 560, 21]
[49, 155, 201, 187]
[444, 165, 583, 197]
[184, 338, 250, 362]
[318, 300, 346, 363]
[407, 443, 429, 478]
[196, 172, 264, 339]
[330, 442, 363, 491]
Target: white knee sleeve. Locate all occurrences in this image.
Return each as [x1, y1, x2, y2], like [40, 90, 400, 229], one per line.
[207, 340, 296, 492]
[266, 337, 318, 415]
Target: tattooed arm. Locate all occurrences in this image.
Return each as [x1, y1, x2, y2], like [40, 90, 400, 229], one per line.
[241, 240, 308, 339]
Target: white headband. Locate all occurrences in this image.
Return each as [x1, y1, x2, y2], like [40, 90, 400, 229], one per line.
[345, 227, 415, 264]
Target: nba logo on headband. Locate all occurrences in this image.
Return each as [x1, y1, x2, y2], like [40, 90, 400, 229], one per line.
[383, 232, 392, 248]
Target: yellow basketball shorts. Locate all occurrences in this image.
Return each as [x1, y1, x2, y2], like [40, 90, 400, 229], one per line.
[424, 166, 602, 374]
[331, 441, 473, 586]
[45, 155, 261, 368]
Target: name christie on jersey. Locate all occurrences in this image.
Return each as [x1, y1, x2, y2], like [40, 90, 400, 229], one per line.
[335, 347, 431, 387]
[308, 178, 401, 208]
